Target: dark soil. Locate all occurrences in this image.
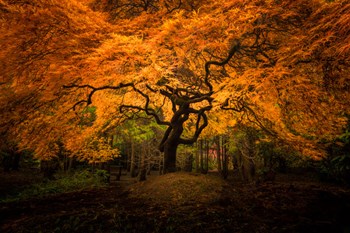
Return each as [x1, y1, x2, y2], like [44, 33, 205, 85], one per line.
[1, 170, 350, 233]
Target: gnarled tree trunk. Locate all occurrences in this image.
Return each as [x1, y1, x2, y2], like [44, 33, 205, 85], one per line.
[163, 141, 178, 173]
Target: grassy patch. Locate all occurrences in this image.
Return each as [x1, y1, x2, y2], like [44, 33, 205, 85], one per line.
[1, 170, 107, 203]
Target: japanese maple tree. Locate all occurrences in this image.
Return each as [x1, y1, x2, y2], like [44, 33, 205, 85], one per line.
[0, 0, 349, 170]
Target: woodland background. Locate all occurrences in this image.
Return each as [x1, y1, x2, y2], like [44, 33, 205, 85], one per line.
[0, 0, 350, 232]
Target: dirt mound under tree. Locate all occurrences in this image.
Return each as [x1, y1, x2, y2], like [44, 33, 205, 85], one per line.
[128, 172, 226, 206]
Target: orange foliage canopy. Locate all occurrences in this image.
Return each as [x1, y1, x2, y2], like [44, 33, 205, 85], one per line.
[0, 0, 111, 158]
[0, 0, 349, 161]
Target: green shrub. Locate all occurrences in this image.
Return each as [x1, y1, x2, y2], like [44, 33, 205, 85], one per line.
[94, 169, 110, 182]
[318, 154, 350, 185]
[317, 128, 350, 185]
[1, 169, 107, 203]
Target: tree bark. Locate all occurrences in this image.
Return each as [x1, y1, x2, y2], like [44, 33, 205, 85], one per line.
[184, 152, 193, 172]
[146, 144, 152, 175]
[204, 139, 209, 174]
[163, 142, 178, 173]
[216, 136, 222, 172]
[200, 139, 204, 173]
[68, 157, 74, 171]
[130, 139, 137, 177]
[195, 142, 200, 173]
[126, 142, 131, 172]
[159, 151, 164, 175]
[221, 136, 228, 179]
[13, 151, 20, 171]
[138, 142, 147, 181]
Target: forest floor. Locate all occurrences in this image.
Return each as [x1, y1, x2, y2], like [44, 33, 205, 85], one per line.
[1, 169, 350, 233]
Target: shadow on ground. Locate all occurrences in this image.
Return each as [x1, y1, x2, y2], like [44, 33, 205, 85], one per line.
[1, 171, 350, 233]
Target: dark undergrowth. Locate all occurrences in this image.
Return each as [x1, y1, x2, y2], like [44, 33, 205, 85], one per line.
[1, 171, 350, 233]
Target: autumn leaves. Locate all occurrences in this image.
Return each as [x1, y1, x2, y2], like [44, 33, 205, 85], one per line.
[0, 0, 349, 164]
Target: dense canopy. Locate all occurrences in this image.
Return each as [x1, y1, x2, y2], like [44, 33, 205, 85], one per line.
[0, 0, 349, 167]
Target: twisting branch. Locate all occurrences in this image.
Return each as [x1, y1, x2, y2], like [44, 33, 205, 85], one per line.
[218, 24, 281, 135]
[119, 84, 171, 126]
[178, 108, 211, 145]
[63, 83, 134, 111]
[221, 97, 277, 136]
[204, 39, 241, 93]
[244, 105, 277, 137]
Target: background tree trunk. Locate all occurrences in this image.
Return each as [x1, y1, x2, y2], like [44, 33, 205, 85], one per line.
[126, 142, 131, 173]
[221, 136, 228, 179]
[204, 139, 209, 174]
[130, 140, 137, 178]
[216, 136, 222, 173]
[184, 153, 193, 172]
[159, 151, 164, 175]
[195, 142, 200, 173]
[138, 142, 147, 181]
[200, 139, 204, 173]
